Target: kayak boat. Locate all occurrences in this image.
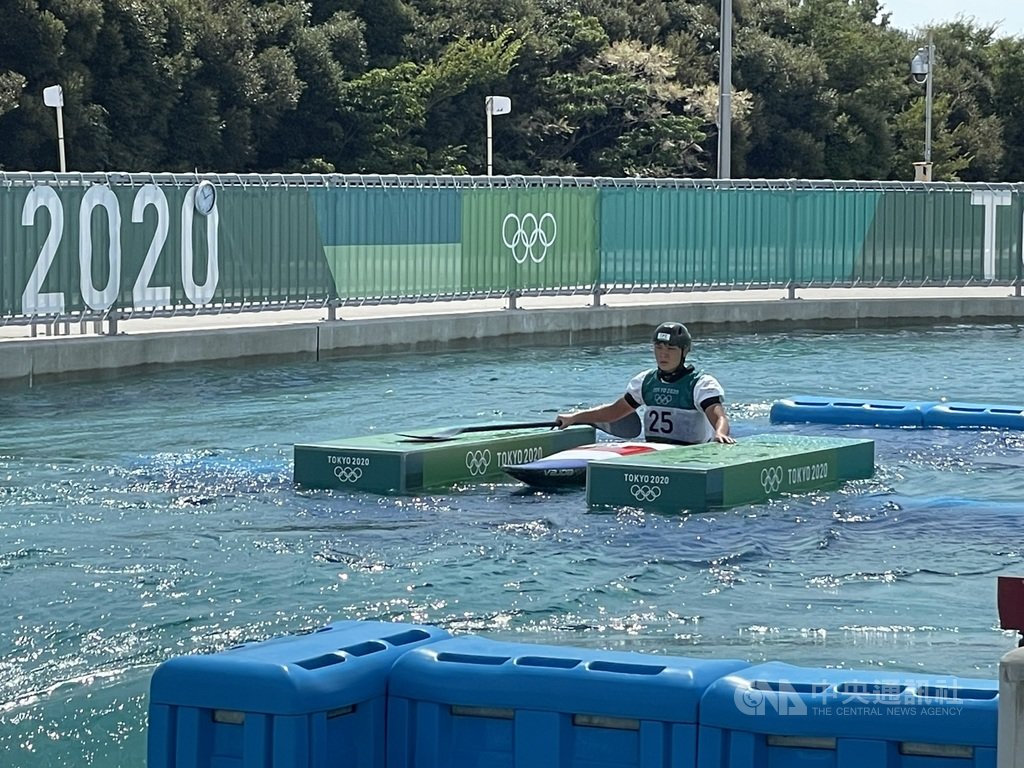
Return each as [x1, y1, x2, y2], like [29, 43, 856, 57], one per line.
[503, 441, 677, 489]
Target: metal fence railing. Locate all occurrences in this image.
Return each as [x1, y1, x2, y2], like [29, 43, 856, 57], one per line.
[1, 173, 1021, 333]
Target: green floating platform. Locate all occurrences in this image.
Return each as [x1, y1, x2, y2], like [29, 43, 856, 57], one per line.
[294, 425, 596, 493]
[586, 434, 874, 513]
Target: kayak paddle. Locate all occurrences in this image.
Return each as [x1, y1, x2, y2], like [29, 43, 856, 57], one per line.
[398, 411, 642, 442]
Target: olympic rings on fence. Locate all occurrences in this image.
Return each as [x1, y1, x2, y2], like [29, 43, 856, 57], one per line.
[502, 212, 557, 264]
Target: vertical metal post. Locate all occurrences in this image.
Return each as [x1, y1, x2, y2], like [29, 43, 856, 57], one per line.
[43, 86, 67, 172]
[718, 0, 733, 179]
[486, 97, 494, 177]
[786, 189, 798, 300]
[55, 106, 66, 173]
[925, 32, 934, 165]
[1017, 208, 1023, 297]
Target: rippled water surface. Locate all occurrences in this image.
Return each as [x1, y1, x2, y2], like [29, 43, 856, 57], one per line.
[2, 324, 1024, 766]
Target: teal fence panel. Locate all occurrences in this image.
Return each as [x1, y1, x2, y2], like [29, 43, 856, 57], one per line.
[597, 183, 1022, 290]
[599, 186, 883, 287]
[310, 186, 462, 299]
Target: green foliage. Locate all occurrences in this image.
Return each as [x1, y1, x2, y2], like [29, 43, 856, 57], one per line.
[0, 0, 1021, 178]
[892, 93, 969, 180]
[0, 71, 27, 118]
[341, 30, 522, 172]
[530, 38, 705, 175]
[989, 37, 1024, 180]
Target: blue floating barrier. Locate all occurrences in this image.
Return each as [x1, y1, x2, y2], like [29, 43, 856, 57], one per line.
[696, 662, 998, 768]
[770, 397, 938, 427]
[386, 636, 749, 768]
[923, 402, 1024, 430]
[148, 620, 449, 768]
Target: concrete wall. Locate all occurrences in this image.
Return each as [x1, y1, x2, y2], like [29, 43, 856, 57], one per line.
[3, 296, 1024, 385]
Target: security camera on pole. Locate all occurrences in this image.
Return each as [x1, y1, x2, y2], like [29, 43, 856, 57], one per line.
[485, 96, 511, 176]
[42, 85, 67, 173]
[910, 32, 934, 182]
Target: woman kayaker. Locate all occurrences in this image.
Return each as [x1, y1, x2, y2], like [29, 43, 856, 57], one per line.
[555, 321, 735, 445]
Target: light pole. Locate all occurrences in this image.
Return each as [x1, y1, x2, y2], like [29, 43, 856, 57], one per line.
[42, 84, 66, 172]
[910, 32, 934, 180]
[485, 96, 511, 176]
[718, 0, 733, 179]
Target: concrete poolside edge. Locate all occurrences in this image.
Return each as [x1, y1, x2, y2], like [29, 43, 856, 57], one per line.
[3, 294, 1023, 384]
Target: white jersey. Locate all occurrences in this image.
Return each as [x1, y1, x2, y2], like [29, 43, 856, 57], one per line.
[625, 367, 725, 444]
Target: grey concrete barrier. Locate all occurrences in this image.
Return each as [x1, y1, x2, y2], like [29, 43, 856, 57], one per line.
[3, 292, 1024, 384]
[1000, 647, 1024, 767]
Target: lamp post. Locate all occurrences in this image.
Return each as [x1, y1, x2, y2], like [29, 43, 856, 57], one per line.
[485, 96, 511, 176]
[42, 84, 66, 172]
[718, 0, 733, 179]
[910, 32, 934, 180]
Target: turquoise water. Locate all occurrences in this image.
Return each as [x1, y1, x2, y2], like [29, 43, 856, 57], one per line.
[2, 324, 1024, 767]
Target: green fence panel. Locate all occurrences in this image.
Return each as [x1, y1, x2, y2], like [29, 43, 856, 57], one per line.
[461, 187, 598, 292]
[858, 190, 975, 281]
[853, 189, 1023, 283]
[2, 183, 199, 316]
[999, 195, 1024, 282]
[311, 187, 462, 299]
[0, 181, 333, 317]
[599, 187, 883, 287]
[216, 186, 334, 303]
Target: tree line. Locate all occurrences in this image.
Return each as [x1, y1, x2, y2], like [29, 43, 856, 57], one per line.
[2, 0, 1022, 181]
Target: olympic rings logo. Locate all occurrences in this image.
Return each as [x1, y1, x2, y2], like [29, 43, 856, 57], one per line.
[502, 212, 557, 264]
[630, 484, 662, 502]
[760, 465, 783, 493]
[653, 393, 674, 406]
[334, 466, 363, 483]
[465, 449, 493, 476]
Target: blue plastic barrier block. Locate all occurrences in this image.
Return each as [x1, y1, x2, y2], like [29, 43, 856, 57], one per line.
[770, 397, 937, 428]
[697, 662, 998, 768]
[386, 636, 749, 768]
[923, 402, 1024, 430]
[147, 620, 449, 768]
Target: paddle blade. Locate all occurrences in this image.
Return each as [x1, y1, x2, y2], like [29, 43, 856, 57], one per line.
[596, 412, 642, 439]
[398, 421, 556, 442]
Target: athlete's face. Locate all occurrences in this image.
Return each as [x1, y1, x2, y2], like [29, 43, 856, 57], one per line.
[654, 342, 683, 371]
